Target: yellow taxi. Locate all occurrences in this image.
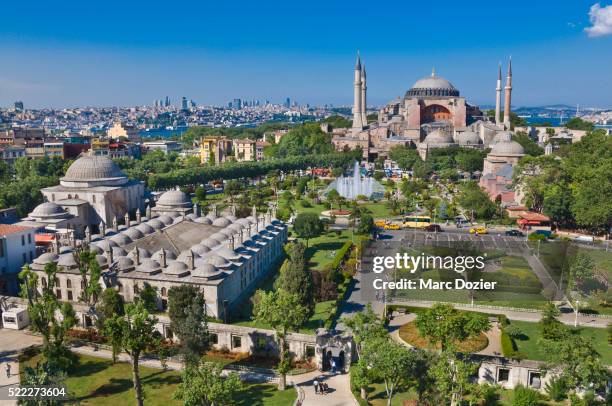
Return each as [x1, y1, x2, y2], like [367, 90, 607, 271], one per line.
[384, 223, 401, 230]
[469, 226, 488, 234]
[374, 220, 387, 228]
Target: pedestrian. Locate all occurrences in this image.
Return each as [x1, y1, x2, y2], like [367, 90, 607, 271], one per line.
[5, 363, 11, 378]
[313, 379, 319, 395]
[331, 359, 336, 374]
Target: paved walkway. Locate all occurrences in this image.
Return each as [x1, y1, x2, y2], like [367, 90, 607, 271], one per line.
[297, 371, 357, 406]
[0, 329, 42, 406]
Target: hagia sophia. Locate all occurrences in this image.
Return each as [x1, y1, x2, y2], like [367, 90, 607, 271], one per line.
[331, 53, 526, 205]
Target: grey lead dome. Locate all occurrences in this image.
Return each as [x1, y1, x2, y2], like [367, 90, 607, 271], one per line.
[62, 156, 125, 181]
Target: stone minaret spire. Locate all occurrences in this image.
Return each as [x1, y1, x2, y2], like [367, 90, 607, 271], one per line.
[352, 52, 365, 130]
[124, 212, 130, 227]
[146, 204, 151, 219]
[360, 65, 367, 125]
[136, 210, 142, 224]
[495, 62, 502, 126]
[112, 216, 118, 231]
[99, 221, 106, 236]
[503, 57, 513, 129]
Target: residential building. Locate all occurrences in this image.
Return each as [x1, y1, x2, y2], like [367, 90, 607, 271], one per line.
[107, 121, 141, 142]
[0, 224, 36, 295]
[142, 140, 182, 154]
[0, 145, 26, 165]
[233, 139, 256, 161]
[199, 136, 233, 165]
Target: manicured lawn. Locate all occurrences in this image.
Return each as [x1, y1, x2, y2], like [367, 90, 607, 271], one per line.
[361, 202, 396, 220]
[355, 382, 418, 406]
[20, 352, 294, 406]
[301, 229, 351, 271]
[398, 321, 488, 353]
[508, 320, 612, 365]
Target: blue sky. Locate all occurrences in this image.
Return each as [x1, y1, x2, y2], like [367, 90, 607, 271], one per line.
[0, 1, 610, 108]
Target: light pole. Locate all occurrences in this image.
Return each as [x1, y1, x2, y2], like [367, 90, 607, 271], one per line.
[574, 300, 580, 327]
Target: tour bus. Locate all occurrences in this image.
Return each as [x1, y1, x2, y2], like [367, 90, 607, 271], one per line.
[403, 215, 432, 229]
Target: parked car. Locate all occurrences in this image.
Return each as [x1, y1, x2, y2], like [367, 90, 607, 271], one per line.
[374, 220, 387, 228]
[384, 223, 401, 230]
[469, 226, 488, 235]
[425, 224, 443, 232]
[505, 229, 524, 237]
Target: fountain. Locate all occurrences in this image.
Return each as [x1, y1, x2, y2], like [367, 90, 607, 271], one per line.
[325, 161, 385, 200]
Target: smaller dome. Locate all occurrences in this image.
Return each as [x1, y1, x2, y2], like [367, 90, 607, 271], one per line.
[135, 223, 155, 235]
[491, 131, 514, 144]
[491, 139, 525, 156]
[167, 211, 181, 218]
[137, 258, 160, 274]
[153, 249, 176, 262]
[30, 202, 69, 219]
[157, 215, 174, 225]
[177, 250, 198, 263]
[424, 130, 454, 145]
[93, 240, 118, 252]
[194, 217, 213, 225]
[210, 232, 229, 242]
[163, 261, 190, 277]
[127, 247, 151, 260]
[225, 215, 238, 222]
[217, 229, 234, 237]
[236, 218, 251, 227]
[116, 257, 135, 272]
[215, 246, 241, 260]
[124, 227, 144, 240]
[187, 213, 198, 220]
[112, 247, 127, 257]
[88, 245, 104, 255]
[191, 244, 211, 255]
[192, 263, 224, 279]
[57, 253, 77, 268]
[110, 233, 133, 246]
[203, 254, 231, 268]
[456, 131, 481, 145]
[212, 217, 232, 227]
[95, 255, 108, 266]
[34, 252, 59, 265]
[157, 190, 192, 208]
[201, 238, 221, 248]
[147, 219, 165, 230]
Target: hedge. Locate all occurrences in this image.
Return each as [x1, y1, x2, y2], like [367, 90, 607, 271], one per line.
[148, 151, 360, 189]
[500, 328, 517, 357]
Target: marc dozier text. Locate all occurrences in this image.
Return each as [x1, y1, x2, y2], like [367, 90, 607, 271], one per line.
[371, 252, 497, 291]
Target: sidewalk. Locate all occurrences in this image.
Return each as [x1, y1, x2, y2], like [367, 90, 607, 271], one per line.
[0, 329, 42, 406]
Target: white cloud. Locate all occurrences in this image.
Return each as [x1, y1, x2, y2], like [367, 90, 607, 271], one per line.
[585, 3, 612, 37]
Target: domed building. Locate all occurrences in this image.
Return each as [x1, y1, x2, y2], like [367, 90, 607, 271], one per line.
[479, 132, 526, 204]
[332, 54, 483, 161]
[39, 155, 145, 230]
[152, 189, 193, 217]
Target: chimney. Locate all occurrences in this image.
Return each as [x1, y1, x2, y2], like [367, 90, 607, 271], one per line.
[187, 250, 195, 270]
[99, 221, 106, 236]
[159, 248, 167, 267]
[231, 204, 236, 216]
[252, 205, 257, 218]
[133, 248, 140, 265]
[146, 204, 151, 219]
[229, 236, 235, 251]
[85, 226, 91, 244]
[106, 248, 113, 264]
[53, 237, 61, 254]
[124, 212, 130, 227]
[136, 210, 142, 224]
[239, 228, 244, 245]
[194, 203, 200, 217]
[112, 216, 118, 231]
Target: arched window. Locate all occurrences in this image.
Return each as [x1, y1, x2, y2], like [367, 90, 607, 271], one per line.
[54, 277, 60, 287]
[74, 194, 79, 199]
[67, 194, 72, 199]
[92, 195, 96, 203]
[66, 279, 72, 289]
[134, 284, 139, 294]
[41, 277, 47, 288]
[161, 287, 167, 297]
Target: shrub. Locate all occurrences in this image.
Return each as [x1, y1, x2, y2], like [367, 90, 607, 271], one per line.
[300, 199, 312, 208]
[501, 330, 516, 357]
[545, 377, 567, 401]
[504, 324, 522, 339]
[528, 233, 546, 242]
[512, 384, 539, 406]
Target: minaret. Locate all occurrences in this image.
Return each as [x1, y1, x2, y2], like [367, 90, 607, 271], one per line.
[503, 57, 512, 129]
[495, 62, 502, 126]
[352, 52, 365, 130]
[360, 65, 367, 125]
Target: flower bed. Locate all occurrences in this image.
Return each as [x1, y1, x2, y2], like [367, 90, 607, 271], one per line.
[398, 321, 488, 353]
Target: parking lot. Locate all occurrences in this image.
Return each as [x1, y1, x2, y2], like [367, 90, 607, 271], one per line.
[375, 229, 530, 253]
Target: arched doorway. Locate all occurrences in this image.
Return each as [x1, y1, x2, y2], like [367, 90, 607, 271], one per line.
[422, 104, 451, 123]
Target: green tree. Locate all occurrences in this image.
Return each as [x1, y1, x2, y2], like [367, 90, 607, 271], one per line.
[275, 243, 315, 317]
[103, 302, 165, 406]
[168, 285, 209, 365]
[20, 362, 67, 406]
[429, 349, 478, 406]
[362, 336, 422, 406]
[456, 181, 497, 220]
[293, 212, 323, 248]
[137, 282, 158, 312]
[341, 303, 386, 358]
[173, 362, 243, 406]
[195, 186, 207, 202]
[357, 213, 374, 235]
[565, 117, 595, 131]
[511, 384, 540, 406]
[415, 303, 490, 351]
[19, 264, 77, 369]
[513, 132, 544, 156]
[253, 289, 309, 390]
[96, 288, 125, 338]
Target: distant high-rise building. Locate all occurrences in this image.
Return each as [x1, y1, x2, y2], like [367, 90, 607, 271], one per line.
[232, 98, 242, 109]
[164, 96, 171, 107]
[181, 96, 188, 111]
[284, 97, 291, 108]
[13, 101, 24, 112]
[190, 99, 196, 108]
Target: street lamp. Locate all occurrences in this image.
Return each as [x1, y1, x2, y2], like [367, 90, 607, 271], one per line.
[574, 300, 580, 327]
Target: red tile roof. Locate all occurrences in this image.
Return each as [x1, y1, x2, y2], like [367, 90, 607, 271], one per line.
[517, 212, 550, 222]
[0, 224, 32, 236]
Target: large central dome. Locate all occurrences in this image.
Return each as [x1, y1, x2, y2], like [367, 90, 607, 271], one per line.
[406, 69, 459, 98]
[61, 155, 128, 187]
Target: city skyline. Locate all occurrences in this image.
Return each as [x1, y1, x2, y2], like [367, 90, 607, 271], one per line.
[0, 1, 611, 108]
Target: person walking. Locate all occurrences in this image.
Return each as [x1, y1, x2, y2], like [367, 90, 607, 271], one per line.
[313, 379, 319, 395]
[331, 359, 336, 374]
[5, 363, 11, 378]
